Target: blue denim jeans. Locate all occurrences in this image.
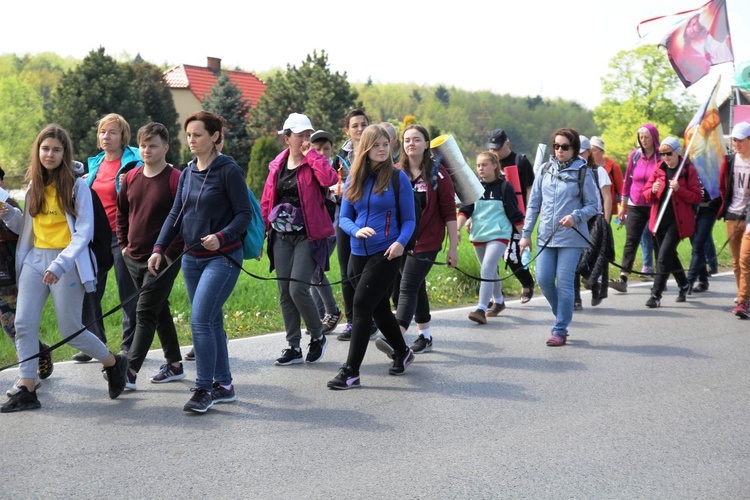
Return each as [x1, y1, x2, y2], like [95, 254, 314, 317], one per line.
[181, 247, 242, 390]
[535, 246, 583, 336]
[687, 207, 717, 285]
[641, 225, 654, 270]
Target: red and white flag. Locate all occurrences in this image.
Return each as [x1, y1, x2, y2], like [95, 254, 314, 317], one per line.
[638, 0, 734, 87]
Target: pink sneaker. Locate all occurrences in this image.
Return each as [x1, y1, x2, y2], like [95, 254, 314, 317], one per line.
[733, 301, 749, 319]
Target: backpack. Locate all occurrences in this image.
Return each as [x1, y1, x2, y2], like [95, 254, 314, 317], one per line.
[88, 188, 113, 270]
[391, 168, 422, 252]
[218, 164, 265, 260]
[541, 162, 590, 205]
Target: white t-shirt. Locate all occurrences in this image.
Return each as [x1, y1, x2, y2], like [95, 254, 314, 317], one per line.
[589, 166, 612, 215]
[727, 155, 750, 217]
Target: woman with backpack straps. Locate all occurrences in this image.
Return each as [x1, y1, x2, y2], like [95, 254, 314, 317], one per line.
[457, 151, 524, 325]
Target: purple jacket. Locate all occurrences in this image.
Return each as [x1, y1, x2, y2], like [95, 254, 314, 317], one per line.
[622, 124, 661, 207]
[260, 148, 338, 241]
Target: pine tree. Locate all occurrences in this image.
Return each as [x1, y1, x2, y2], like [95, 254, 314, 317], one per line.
[202, 72, 251, 173]
[247, 135, 281, 195]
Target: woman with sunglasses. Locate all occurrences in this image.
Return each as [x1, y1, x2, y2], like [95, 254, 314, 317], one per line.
[519, 128, 598, 347]
[641, 137, 702, 308]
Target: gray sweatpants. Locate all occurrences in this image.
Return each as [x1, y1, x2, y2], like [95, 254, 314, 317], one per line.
[15, 248, 110, 379]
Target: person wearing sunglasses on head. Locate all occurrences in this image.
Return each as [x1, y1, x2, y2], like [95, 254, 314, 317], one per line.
[519, 128, 598, 347]
[641, 137, 702, 308]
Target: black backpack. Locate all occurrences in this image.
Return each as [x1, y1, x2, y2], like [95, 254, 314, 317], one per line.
[391, 168, 422, 252]
[88, 188, 113, 270]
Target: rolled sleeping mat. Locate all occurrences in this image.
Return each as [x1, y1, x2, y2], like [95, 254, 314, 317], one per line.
[503, 165, 525, 215]
[430, 134, 484, 205]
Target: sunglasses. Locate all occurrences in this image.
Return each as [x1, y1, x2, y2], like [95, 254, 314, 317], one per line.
[660, 151, 674, 156]
[553, 143, 572, 151]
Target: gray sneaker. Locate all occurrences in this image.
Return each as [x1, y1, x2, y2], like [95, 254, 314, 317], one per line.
[609, 278, 628, 293]
[410, 334, 433, 354]
[211, 382, 237, 404]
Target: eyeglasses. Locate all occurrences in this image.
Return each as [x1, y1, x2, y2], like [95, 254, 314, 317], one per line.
[660, 151, 674, 156]
[553, 143, 571, 151]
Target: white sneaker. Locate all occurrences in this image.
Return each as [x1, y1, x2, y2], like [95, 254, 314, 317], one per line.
[6, 377, 41, 397]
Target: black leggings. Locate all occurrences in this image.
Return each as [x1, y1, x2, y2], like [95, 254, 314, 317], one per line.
[621, 205, 651, 275]
[346, 253, 407, 372]
[652, 223, 688, 297]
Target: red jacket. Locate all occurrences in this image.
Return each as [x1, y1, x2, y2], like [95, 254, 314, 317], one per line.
[414, 166, 457, 253]
[602, 157, 623, 216]
[643, 159, 702, 239]
[260, 148, 338, 241]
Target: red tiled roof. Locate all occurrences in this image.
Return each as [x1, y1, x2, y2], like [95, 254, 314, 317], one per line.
[163, 64, 266, 106]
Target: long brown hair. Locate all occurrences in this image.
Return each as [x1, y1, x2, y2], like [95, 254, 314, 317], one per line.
[26, 124, 76, 217]
[399, 124, 433, 182]
[345, 125, 394, 203]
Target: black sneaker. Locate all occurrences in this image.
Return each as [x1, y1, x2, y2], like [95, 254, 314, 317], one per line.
[185, 348, 195, 361]
[676, 284, 689, 303]
[306, 336, 328, 363]
[211, 382, 237, 404]
[327, 364, 361, 390]
[321, 311, 342, 335]
[573, 300, 583, 311]
[375, 338, 395, 359]
[411, 334, 433, 353]
[0, 386, 41, 413]
[693, 281, 709, 293]
[337, 323, 352, 341]
[645, 296, 661, 308]
[275, 347, 303, 366]
[72, 351, 93, 363]
[102, 353, 128, 399]
[609, 278, 628, 293]
[183, 387, 213, 413]
[38, 343, 53, 380]
[485, 301, 506, 317]
[389, 347, 415, 376]
[125, 370, 137, 391]
[370, 322, 379, 340]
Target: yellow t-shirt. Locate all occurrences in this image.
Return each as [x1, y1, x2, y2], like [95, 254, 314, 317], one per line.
[33, 185, 72, 249]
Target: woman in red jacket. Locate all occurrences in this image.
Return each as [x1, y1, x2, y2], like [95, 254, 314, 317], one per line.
[642, 137, 702, 308]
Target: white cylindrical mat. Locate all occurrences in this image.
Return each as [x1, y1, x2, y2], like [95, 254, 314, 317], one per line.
[430, 134, 484, 205]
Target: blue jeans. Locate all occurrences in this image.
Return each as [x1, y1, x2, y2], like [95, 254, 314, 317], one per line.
[535, 246, 583, 336]
[641, 225, 654, 270]
[688, 207, 717, 284]
[181, 247, 242, 391]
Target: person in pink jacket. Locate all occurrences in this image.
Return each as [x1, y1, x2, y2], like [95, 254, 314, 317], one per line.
[641, 137, 702, 308]
[260, 113, 338, 366]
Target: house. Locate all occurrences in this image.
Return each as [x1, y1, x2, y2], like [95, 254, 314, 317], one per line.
[163, 56, 266, 148]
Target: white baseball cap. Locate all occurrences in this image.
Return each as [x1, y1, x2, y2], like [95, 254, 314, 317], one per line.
[278, 113, 314, 135]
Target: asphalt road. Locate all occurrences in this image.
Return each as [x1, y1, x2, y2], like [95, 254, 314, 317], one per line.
[0, 274, 747, 499]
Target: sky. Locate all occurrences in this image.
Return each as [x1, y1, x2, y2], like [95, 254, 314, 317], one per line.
[2, 0, 749, 111]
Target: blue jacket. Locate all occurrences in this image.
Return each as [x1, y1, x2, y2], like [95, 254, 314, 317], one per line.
[86, 145, 142, 193]
[154, 154, 252, 258]
[458, 178, 523, 243]
[340, 169, 416, 256]
[522, 157, 599, 248]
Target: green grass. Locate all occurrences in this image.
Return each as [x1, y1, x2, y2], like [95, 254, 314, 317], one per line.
[0, 221, 735, 368]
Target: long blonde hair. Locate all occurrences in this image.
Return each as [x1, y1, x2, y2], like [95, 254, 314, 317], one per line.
[345, 125, 394, 203]
[26, 124, 76, 218]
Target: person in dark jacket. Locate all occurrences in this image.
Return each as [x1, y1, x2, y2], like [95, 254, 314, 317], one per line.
[641, 137, 703, 308]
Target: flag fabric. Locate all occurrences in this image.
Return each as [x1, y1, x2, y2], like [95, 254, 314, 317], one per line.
[684, 77, 726, 200]
[639, 0, 734, 87]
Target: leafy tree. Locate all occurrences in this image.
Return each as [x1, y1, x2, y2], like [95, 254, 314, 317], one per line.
[435, 85, 450, 106]
[248, 50, 358, 145]
[247, 135, 280, 195]
[131, 60, 182, 165]
[594, 45, 696, 165]
[0, 76, 45, 175]
[202, 72, 251, 172]
[50, 47, 145, 160]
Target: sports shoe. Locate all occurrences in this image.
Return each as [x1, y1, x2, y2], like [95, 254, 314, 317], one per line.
[150, 362, 186, 383]
[72, 351, 93, 363]
[211, 382, 237, 404]
[185, 348, 195, 361]
[468, 309, 487, 324]
[692, 281, 709, 293]
[38, 343, 53, 380]
[375, 337, 394, 359]
[676, 284, 689, 303]
[546, 334, 567, 347]
[733, 301, 749, 319]
[708, 264, 718, 276]
[125, 370, 137, 391]
[370, 322, 379, 339]
[183, 387, 213, 413]
[573, 300, 583, 311]
[609, 278, 628, 293]
[306, 335, 328, 363]
[640, 266, 654, 281]
[6, 377, 41, 397]
[327, 364, 361, 390]
[485, 301, 506, 317]
[1, 386, 41, 413]
[410, 334, 433, 353]
[275, 347, 303, 366]
[337, 323, 353, 341]
[321, 311, 342, 334]
[389, 347, 415, 375]
[645, 295, 661, 308]
[102, 353, 128, 399]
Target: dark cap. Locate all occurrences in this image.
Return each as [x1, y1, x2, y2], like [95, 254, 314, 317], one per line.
[310, 130, 335, 145]
[486, 128, 508, 149]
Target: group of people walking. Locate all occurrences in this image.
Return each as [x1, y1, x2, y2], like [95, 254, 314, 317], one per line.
[2, 107, 748, 413]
